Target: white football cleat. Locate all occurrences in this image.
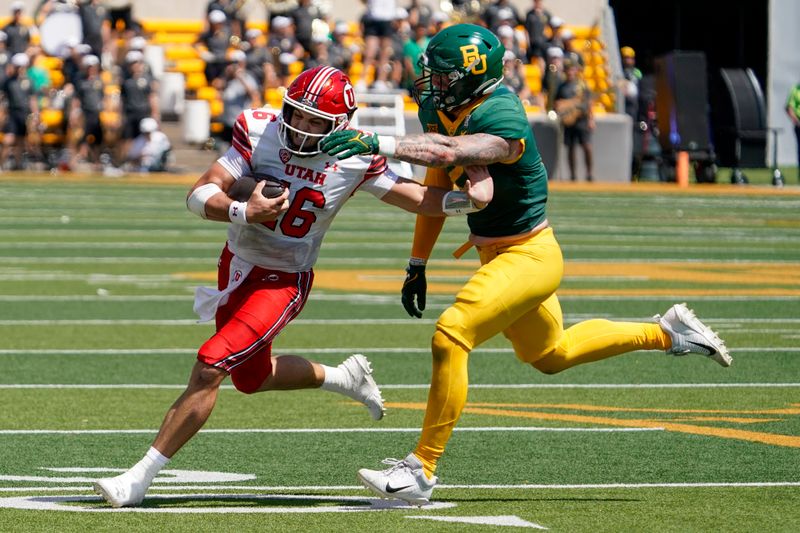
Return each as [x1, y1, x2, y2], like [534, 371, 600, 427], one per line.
[358, 453, 438, 506]
[339, 354, 385, 420]
[93, 472, 149, 508]
[656, 303, 732, 367]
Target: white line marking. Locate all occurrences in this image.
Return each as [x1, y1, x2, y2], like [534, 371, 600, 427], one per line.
[0, 382, 798, 390]
[407, 515, 548, 529]
[1, 482, 798, 493]
[0, 494, 457, 513]
[0, 347, 796, 355]
[0, 427, 665, 435]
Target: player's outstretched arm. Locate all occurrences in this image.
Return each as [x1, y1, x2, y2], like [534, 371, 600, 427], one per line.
[320, 129, 522, 168]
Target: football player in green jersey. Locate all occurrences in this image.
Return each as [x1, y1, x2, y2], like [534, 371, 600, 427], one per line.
[321, 23, 731, 505]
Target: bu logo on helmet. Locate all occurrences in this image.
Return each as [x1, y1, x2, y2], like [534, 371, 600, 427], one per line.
[460, 44, 487, 75]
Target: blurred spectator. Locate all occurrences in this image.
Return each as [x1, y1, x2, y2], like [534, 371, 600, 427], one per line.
[206, 0, 245, 39]
[4, 2, 33, 56]
[524, 0, 551, 67]
[290, 0, 316, 53]
[72, 54, 105, 169]
[1, 53, 38, 170]
[27, 47, 52, 101]
[384, 8, 410, 90]
[242, 29, 275, 89]
[547, 15, 564, 48]
[430, 10, 449, 33]
[120, 50, 159, 161]
[358, 0, 397, 91]
[619, 46, 641, 119]
[560, 28, 584, 67]
[122, 35, 153, 81]
[554, 58, 594, 181]
[496, 25, 524, 63]
[266, 16, 304, 87]
[327, 21, 355, 73]
[78, 0, 108, 58]
[126, 117, 171, 172]
[402, 23, 429, 91]
[483, 0, 521, 34]
[61, 38, 85, 88]
[786, 80, 800, 175]
[406, 0, 433, 29]
[502, 50, 533, 106]
[196, 9, 233, 85]
[0, 32, 9, 87]
[542, 46, 564, 110]
[216, 50, 260, 146]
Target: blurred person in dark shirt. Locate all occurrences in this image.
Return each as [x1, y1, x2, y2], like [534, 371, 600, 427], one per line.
[1, 53, 38, 170]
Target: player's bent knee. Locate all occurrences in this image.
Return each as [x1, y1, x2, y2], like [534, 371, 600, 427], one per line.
[230, 374, 263, 394]
[531, 353, 567, 375]
[192, 363, 228, 389]
[434, 306, 472, 352]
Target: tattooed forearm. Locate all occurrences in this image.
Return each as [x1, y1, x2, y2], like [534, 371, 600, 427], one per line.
[394, 133, 515, 167]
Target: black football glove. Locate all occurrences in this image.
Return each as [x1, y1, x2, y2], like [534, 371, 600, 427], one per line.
[401, 263, 427, 318]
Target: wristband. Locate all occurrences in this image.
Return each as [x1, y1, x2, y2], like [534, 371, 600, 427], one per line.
[228, 201, 248, 225]
[186, 183, 222, 219]
[442, 190, 482, 216]
[409, 257, 427, 267]
[377, 135, 397, 157]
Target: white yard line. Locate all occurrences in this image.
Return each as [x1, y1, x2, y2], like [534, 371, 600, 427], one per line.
[0, 347, 796, 355]
[1, 482, 798, 493]
[0, 427, 665, 435]
[0, 383, 798, 390]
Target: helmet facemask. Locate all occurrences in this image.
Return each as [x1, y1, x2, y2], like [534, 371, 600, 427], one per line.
[278, 99, 350, 156]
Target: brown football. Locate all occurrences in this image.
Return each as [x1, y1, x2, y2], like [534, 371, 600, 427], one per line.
[227, 174, 286, 201]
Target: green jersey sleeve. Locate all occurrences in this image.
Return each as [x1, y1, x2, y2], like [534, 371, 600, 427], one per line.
[466, 91, 529, 140]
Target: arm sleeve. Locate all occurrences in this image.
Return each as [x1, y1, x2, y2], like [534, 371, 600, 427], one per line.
[410, 167, 451, 261]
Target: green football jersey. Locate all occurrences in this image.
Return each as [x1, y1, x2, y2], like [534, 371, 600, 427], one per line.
[417, 86, 549, 237]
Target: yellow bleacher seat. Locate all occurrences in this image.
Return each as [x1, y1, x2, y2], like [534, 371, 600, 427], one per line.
[168, 58, 205, 74]
[104, 85, 120, 96]
[141, 19, 204, 34]
[210, 122, 224, 133]
[164, 46, 200, 61]
[196, 86, 218, 101]
[49, 70, 64, 89]
[41, 132, 63, 145]
[209, 98, 223, 117]
[289, 61, 304, 76]
[101, 70, 114, 84]
[39, 109, 63, 129]
[185, 72, 208, 90]
[36, 56, 62, 70]
[245, 20, 268, 33]
[150, 33, 197, 46]
[100, 110, 121, 128]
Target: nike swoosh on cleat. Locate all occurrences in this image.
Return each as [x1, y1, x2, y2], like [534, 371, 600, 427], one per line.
[687, 340, 716, 354]
[385, 483, 414, 493]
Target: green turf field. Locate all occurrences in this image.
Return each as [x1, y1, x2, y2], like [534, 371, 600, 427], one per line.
[0, 176, 798, 531]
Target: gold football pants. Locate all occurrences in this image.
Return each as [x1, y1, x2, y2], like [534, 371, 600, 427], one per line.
[414, 227, 670, 476]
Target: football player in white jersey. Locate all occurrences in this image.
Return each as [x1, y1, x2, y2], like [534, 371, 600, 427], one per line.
[93, 65, 492, 508]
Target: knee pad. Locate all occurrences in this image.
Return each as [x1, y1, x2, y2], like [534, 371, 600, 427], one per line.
[435, 306, 472, 352]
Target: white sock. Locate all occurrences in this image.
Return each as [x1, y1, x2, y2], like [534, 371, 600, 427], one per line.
[127, 447, 170, 483]
[320, 364, 348, 393]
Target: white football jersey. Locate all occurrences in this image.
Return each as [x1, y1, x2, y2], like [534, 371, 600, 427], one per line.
[217, 108, 398, 272]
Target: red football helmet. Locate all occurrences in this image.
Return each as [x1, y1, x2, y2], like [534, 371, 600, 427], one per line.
[279, 66, 357, 156]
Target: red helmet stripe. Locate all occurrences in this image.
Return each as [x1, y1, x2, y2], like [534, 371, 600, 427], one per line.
[304, 66, 338, 102]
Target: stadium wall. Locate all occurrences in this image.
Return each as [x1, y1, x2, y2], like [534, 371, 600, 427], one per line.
[768, 0, 800, 167]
